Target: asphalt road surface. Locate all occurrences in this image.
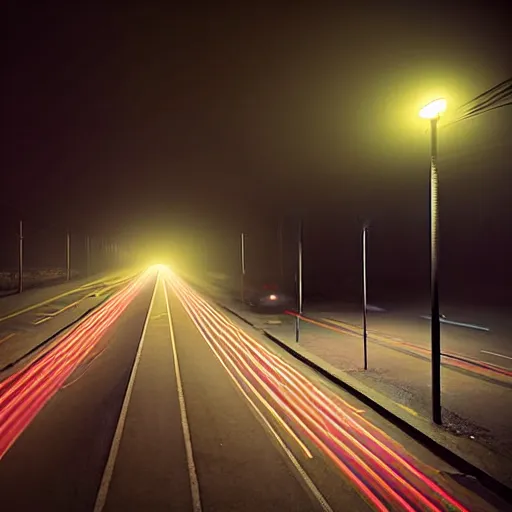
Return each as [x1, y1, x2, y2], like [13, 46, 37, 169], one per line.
[0, 271, 136, 371]
[190, 276, 512, 372]
[0, 269, 507, 511]
[303, 302, 512, 373]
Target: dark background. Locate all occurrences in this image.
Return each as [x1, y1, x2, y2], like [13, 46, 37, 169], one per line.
[3, 2, 511, 306]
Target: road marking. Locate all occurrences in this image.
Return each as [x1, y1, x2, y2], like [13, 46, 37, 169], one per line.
[220, 357, 332, 511]
[0, 274, 130, 324]
[93, 276, 159, 512]
[88, 283, 124, 298]
[172, 287, 332, 512]
[163, 282, 203, 512]
[33, 316, 52, 325]
[32, 299, 82, 325]
[396, 403, 418, 416]
[321, 318, 402, 345]
[293, 314, 360, 339]
[367, 304, 386, 312]
[227, 333, 313, 458]
[481, 350, 512, 361]
[420, 316, 490, 332]
[0, 333, 15, 345]
[46, 299, 82, 317]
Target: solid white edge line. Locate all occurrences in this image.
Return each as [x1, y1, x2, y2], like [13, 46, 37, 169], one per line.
[93, 274, 160, 512]
[481, 350, 512, 361]
[420, 315, 490, 331]
[169, 279, 333, 512]
[207, 330, 332, 511]
[163, 282, 203, 512]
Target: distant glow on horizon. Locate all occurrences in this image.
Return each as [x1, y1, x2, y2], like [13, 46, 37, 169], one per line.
[419, 98, 447, 119]
[148, 263, 168, 273]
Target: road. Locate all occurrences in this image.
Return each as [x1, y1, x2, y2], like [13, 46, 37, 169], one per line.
[0, 268, 506, 511]
[212, 299, 512, 482]
[303, 301, 512, 373]
[193, 279, 512, 455]
[188, 275, 512, 372]
[166, 276, 512, 490]
[0, 270, 137, 371]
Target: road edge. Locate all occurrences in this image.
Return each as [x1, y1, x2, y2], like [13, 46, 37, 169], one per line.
[218, 303, 512, 505]
[0, 283, 134, 375]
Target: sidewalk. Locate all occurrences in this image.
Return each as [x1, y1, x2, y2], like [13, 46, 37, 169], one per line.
[205, 291, 512, 494]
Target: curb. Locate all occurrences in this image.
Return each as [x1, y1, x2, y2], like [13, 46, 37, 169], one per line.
[219, 303, 512, 505]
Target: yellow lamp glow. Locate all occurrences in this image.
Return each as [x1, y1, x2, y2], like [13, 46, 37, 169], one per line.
[419, 98, 447, 119]
[148, 264, 166, 272]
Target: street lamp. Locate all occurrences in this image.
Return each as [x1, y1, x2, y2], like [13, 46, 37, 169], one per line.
[419, 97, 446, 425]
[296, 219, 303, 342]
[240, 232, 246, 302]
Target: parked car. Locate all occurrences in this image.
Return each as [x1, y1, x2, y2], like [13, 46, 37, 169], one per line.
[244, 282, 292, 311]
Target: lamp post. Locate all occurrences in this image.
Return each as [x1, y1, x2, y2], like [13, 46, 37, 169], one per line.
[295, 219, 303, 342]
[419, 98, 446, 425]
[66, 231, 71, 281]
[362, 225, 368, 370]
[18, 220, 23, 293]
[240, 232, 246, 303]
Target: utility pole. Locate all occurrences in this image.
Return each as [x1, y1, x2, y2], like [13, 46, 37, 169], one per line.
[18, 220, 23, 293]
[362, 225, 368, 370]
[86, 235, 91, 277]
[419, 98, 446, 425]
[295, 219, 303, 342]
[66, 231, 71, 281]
[240, 232, 246, 302]
[278, 217, 284, 282]
[429, 116, 442, 425]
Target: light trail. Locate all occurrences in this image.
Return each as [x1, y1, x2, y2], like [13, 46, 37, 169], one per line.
[163, 270, 475, 512]
[292, 312, 512, 380]
[0, 269, 154, 459]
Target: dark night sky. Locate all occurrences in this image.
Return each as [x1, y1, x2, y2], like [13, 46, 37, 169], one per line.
[3, 2, 511, 301]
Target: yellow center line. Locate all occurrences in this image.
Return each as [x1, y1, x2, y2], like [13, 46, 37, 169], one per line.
[33, 316, 52, 325]
[46, 299, 82, 317]
[320, 318, 402, 345]
[89, 284, 121, 298]
[0, 332, 16, 344]
[0, 287, 96, 324]
[31, 299, 83, 326]
[396, 403, 418, 416]
[0, 273, 137, 324]
[322, 318, 361, 333]
[297, 315, 360, 339]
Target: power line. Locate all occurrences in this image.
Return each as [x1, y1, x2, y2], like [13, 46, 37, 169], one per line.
[443, 78, 512, 127]
[460, 86, 512, 120]
[445, 101, 512, 127]
[463, 85, 511, 113]
[458, 78, 512, 112]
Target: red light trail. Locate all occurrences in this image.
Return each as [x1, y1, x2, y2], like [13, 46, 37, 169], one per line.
[0, 270, 153, 459]
[165, 271, 475, 512]
[287, 311, 512, 381]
